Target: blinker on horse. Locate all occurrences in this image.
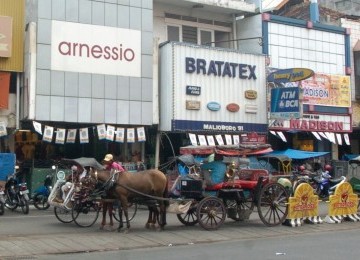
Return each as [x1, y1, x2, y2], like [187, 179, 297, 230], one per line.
[89, 168, 168, 232]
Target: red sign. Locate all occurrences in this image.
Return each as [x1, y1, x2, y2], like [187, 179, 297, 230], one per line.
[290, 119, 343, 131]
[0, 72, 10, 109]
[226, 103, 239, 112]
[240, 132, 266, 144]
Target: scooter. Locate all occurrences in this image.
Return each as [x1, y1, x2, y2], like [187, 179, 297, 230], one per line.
[4, 168, 30, 214]
[312, 165, 346, 199]
[0, 184, 5, 215]
[32, 174, 53, 210]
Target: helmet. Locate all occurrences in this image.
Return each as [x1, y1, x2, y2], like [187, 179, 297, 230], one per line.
[299, 165, 305, 171]
[324, 164, 332, 171]
[71, 165, 78, 172]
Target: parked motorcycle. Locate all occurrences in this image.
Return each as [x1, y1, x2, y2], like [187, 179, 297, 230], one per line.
[0, 184, 5, 215]
[296, 164, 346, 199]
[4, 168, 30, 214]
[32, 173, 53, 210]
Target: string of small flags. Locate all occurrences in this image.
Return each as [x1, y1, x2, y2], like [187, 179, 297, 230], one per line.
[189, 133, 240, 146]
[32, 121, 146, 144]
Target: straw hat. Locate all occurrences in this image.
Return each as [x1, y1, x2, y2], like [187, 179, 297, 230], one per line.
[103, 154, 113, 162]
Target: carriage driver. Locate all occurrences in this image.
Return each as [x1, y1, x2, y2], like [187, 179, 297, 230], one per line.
[102, 154, 125, 172]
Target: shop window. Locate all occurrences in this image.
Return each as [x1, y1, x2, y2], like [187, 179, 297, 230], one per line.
[167, 25, 180, 41]
[182, 25, 197, 44]
[200, 30, 212, 46]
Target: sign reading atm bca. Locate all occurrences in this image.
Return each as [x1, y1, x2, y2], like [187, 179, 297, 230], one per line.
[270, 87, 301, 119]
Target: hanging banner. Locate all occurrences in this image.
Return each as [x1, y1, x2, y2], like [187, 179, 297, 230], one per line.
[127, 128, 135, 143]
[55, 128, 66, 144]
[80, 128, 89, 143]
[336, 133, 342, 145]
[233, 135, 239, 145]
[343, 134, 350, 145]
[0, 121, 7, 137]
[97, 124, 106, 140]
[215, 135, 224, 145]
[312, 132, 322, 141]
[137, 127, 146, 142]
[0, 72, 10, 109]
[206, 135, 215, 146]
[106, 125, 115, 141]
[189, 133, 197, 146]
[115, 127, 125, 143]
[33, 121, 42, 135]
[66, 129, 77, 143]
[225, 134, 232, 145]
[198, 135, 207, 146]
[43, 126, 54, 143]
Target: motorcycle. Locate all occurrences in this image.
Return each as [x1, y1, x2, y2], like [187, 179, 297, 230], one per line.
[32, 173, 53, 210]
[4, 168, 30, 214]
[0, 184, 5, 215]
[297, 165, 346, 199]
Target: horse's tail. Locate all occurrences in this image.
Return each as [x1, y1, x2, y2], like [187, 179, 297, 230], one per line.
[163, 176, 170, 208]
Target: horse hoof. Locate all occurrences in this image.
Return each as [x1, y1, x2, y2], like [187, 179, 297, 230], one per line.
[123, 229, 130, 234]
[100, 225, 105, 230]
[145, 223, 151, 229]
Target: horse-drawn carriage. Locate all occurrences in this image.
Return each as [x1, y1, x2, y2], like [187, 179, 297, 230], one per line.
[170, 144, 290, 230]
[48, 157, 137, 228]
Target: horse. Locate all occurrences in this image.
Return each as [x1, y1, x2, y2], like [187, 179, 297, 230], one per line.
[89, 168, 168, 232]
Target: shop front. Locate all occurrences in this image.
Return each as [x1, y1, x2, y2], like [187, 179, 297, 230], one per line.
[158, 42, 268, 163]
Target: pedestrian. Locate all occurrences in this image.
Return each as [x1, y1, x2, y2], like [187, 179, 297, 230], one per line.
[100, 154, 125, 230]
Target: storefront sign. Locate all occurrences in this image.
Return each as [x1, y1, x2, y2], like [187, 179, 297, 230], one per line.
[240, 132, 266, 144]
[226, 103, 239, 112]
[51, 21, 141, 77]
[244, 90, 257, 99]
[171, 119, 268, 133]
[267, 68, 314, 83]
[185, 57, 257, 79]
[186, 100, 200, 110]
[245, 104, 257, 114]
[270, 87, 300, 119]
[207, 102, 221, 111]
[301, 73, 351, 108]
[290, 119, 343, 131]
[186, 85, 201, 95]
[0, 16, 13, 57]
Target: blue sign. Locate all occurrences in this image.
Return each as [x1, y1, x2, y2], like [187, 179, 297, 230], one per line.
[207, 102, 221, 111]
[0, 153, 16, 181]
[270, 87, 301, 119]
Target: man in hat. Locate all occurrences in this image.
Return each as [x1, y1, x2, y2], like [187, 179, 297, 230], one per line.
[101, 154, 125, 230]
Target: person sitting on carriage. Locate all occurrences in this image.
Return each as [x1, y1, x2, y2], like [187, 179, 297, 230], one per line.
[201, 154, 227, 189]
[53, 165, 82, 203]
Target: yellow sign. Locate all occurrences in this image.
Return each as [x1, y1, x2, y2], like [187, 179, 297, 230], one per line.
[288, 183, 319, 219]
[328, 182, 358, 216]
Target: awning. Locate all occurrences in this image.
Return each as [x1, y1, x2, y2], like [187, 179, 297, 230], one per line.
[265, 148, 330, 160]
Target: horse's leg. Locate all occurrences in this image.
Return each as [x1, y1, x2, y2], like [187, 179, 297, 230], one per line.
[108, 202, 114, 228]
[145, 206, 153, 229]
[100, 202, 107, 229]
[118, 197, 130, 233]
[159, 201, 167, 230]
[117, 201, 123, 231]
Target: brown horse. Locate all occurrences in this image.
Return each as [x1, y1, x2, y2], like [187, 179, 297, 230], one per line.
[89, 168, 168, 232]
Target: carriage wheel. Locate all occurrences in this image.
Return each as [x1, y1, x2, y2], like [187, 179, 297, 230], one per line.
[225, 198, 254, 221]
[72, 201, 100, 227]
[177, 201, 199, 226]
[54, 206, 73, 223]
[257, 183, 289, 226]
[113, 203, 138, 223]
[196, 197, 226, 230]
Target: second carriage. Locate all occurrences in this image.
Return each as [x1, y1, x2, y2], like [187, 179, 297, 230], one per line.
[168, 144, 290, 230]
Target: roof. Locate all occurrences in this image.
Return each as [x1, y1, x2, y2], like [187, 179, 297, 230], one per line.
[264, 149, 330, 160]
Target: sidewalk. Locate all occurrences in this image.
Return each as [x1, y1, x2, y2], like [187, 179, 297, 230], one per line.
[1, 203, 360, 258]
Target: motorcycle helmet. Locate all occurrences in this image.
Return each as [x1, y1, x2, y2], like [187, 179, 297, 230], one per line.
[298, 165, 305, 171]
[324, 164, 332, 171]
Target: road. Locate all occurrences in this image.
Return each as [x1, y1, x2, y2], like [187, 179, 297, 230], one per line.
[1, 203, 360, 259]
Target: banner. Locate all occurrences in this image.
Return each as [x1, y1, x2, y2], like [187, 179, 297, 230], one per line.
[43, 126, 54, 143]
[0, 121, 7, 137]
[127, 128, 135, 143]
[106, 125, 115, 141]
[115, 127, 125, 143]
[80, 128, 89, 143]
[137, 127, 146, 142]
[33, 121, 42, 135]
[66, 129, 77, 143]
[189, 133, 197, 146]
[97, 124, 106, 140]
[0, 72, 10, 109]
[198, 135, 207, 146]
[206, 135, 215, 146]
[55, 128, 66, 144]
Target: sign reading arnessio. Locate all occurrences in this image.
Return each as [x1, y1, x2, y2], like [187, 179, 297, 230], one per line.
[51, 21, 141, 77]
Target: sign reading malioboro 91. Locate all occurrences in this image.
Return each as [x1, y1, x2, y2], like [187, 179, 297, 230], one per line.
[159, 42, 268, 133]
